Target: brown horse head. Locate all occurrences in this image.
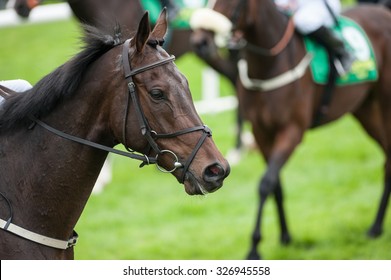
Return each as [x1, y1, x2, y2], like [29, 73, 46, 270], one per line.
[109, 10, 230, 195]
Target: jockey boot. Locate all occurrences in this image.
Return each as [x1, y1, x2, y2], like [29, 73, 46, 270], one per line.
[308, 26, 355, 76]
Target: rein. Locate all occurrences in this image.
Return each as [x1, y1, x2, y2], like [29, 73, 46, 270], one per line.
[30, 116, 157, 165]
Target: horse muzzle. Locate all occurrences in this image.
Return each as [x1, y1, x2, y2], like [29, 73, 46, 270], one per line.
[183, 161, 230, 195]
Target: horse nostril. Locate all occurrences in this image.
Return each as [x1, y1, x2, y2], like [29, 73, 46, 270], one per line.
[203, 163, 226, 184]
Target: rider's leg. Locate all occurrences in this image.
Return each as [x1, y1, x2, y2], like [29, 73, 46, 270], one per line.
[307, 26, 355, 75]
[0, 79, 33, 92]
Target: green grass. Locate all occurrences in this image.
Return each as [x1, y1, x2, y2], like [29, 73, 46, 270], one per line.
[75, 114, 390, 260]
[0, 19, 82, 83]
[1, 18, 390, 260]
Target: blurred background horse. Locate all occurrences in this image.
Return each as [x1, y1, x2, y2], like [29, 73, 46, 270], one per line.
[13, 0, 198, 59]
[192, 0, 391, 259]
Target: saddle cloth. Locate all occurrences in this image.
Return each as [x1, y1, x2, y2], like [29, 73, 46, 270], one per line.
[303, 16, 378, 85]
[140, 0, 207, 29]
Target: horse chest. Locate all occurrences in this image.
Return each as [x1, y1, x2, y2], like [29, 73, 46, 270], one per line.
[241, 93, 285, 126]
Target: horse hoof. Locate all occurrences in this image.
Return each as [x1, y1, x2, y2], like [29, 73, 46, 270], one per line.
[246, 250, 262, 260]
[367, 226, 382, 238]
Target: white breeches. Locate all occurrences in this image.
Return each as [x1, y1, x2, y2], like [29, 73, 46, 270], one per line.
[275, 0, 341, 34]
[0, 79, 33, 92]
[0, 79, 32, 103]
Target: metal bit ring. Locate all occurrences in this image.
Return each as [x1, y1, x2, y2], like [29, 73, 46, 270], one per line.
[155, 150, 183, 173]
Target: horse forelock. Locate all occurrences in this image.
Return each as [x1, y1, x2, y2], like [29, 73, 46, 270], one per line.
[0, 24, 124, 131]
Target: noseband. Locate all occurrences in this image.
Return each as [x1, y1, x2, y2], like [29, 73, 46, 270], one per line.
[122, 39, 212, 183]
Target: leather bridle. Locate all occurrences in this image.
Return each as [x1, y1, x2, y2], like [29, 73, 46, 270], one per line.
[31, 38, 213, 184]
[121, 38, 212, 183]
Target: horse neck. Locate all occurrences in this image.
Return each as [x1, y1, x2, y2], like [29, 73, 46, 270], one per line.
[244, 0, 290, 67]
[0, 63, 119, 242]
[246, 0, 287, 44]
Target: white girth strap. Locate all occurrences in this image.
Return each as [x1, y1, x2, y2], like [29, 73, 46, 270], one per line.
[0, 217, 77, 250]
[238, 53, 313, 92]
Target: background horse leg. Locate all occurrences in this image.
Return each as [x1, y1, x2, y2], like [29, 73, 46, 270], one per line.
[246, 175, 269, 260]
[226, 106, 246, 165]
[275, 179, 291, 244]
[246, 125, 302, 259]
[368, 175, 391, 237]
[235, 106, 244, 151]
[352, 84, 390, 237]
[247, 162, 289, 259]
[247, 176, 291, 260]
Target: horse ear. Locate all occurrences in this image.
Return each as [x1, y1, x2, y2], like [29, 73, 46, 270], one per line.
[135, 11, 151, 52]
[150, 8, 168, 40]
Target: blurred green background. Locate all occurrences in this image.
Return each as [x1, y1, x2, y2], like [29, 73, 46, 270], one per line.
[0, 0, 390, 259]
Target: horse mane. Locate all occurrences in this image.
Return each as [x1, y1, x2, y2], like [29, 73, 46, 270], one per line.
[0, 23, 124, 131]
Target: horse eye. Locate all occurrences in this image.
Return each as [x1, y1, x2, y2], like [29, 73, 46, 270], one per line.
[149, 89, 165, 100]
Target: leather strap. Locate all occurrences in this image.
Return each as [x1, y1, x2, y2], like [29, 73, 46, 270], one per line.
[244, 18, 295, 56]
[0, 191, 78, 250]
[238, 53, 312, 92]
[121, 39, 212, 182]
[30, 116, 156, 165]
[180, 126, 212, 183]
[122, 39, 175, 154]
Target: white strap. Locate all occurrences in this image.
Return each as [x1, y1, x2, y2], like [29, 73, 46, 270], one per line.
[0, 218, 77, 250]
[238, 53, 313, 92]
